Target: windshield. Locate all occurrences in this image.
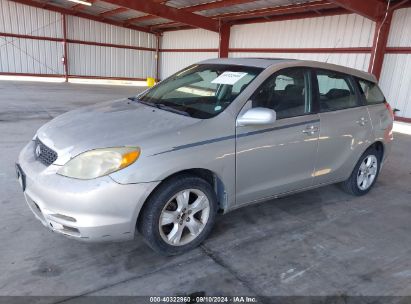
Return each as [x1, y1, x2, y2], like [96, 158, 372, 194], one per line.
[139, 64, 263, 119]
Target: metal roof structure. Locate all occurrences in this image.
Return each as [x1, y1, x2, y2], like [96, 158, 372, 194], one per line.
[10, 0, 410, 34]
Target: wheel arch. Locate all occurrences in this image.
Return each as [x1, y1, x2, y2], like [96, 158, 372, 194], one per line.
[371, 141, 384, 160]
[137, 168, 227, 228]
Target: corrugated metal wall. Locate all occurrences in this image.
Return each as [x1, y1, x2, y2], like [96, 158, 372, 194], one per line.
[160, 29, 219, 79]
[379, 8, 411, 119]
[230, 14, 375, 49]
[160, 52, 217, 79]
[0, 0, 64, 75]
[229, 14, 375, 72]
[68, 44, 155, 79]
[67, 16, 156, 79]
[160, 14, 375, 80]
[0, 0, 62, 37]
[66, 16, 155, 47]
[0, 0, 156, 79]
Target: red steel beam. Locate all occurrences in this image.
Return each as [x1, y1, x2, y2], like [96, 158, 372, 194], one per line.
[0, 72, 65, 78]
[0, 31, 62, 42]
[151, 1, 340, 30]
[10, 0, 154, 34]
[101, 0, 219, 32]
[327, 0, 386, 21]
[160, 48, 218, 52]
[369, 11, 393, 79]
[0, 32, 156, 51]
[184, 0, 257, 12]
[219, 23, 231, 58]
[62, 14, 69, 82]
[395, 116, 411, 123]
[0, 72, 147, 81]
[123, 0, 257, 25]
[160, 26, 194, 32]
[159, 47, 370, 53]
[232, 7, 349, 25]
[229, 47, 371, 53]
[386, 47, 411, 54]
[99, 7, 128, 18]
[151, 22, 182, 30]
[389, 0, 411, 11]
[67, 75, 146, 81]
[67, 39, 156, 51]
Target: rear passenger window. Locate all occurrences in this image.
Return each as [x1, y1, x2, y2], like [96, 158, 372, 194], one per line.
[358, 79, 385, 104]
[251, 68, 311, 119]
[316, 71, 358, 112]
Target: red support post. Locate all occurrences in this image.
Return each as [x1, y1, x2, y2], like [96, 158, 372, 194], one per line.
[156, 34, 161, 81]
[369, 11, 393, 80]
[219, 23, 231, 58]
[62, 13, 69, 82]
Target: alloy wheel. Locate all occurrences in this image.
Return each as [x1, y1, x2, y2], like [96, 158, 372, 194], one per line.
[159, 189, 210, 246]
[357, 155, 378, 191]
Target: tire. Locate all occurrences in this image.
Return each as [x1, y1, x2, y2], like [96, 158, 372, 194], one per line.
[341, 147, 382, 196]
[138, 174, 217, 256]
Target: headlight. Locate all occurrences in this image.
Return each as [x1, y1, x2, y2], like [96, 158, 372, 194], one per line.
[57, 147, 140, 180]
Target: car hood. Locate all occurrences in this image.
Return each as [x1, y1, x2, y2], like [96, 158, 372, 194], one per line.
[36, 99, 198, 165]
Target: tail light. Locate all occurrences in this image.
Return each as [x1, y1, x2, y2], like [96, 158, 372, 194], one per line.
[384, 101, 395, 120]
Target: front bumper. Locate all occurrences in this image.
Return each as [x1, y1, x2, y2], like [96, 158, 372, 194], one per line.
[17, 141, 159, 242]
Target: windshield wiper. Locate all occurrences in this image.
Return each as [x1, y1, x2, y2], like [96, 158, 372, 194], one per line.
[156, 103, 191, 117]
[129, 98, 191, 117]
[131, 98, 159, 109]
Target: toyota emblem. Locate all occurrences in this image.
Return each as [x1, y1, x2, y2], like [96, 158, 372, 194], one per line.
[35, 144, 41, 158]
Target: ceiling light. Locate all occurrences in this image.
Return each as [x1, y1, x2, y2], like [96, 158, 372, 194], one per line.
[68, 0, 92, 6]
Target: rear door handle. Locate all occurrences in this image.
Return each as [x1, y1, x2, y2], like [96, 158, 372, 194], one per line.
[302, 125, 319, 135]
[356, 116, 368, 126]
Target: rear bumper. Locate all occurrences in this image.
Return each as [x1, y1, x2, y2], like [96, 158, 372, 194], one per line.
[18, 141, 159, 242]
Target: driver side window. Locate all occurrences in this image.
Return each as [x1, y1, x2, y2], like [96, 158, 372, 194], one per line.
[251, 68, 312, 119]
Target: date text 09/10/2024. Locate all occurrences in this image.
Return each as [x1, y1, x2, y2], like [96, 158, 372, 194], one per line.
[149, 296, 258, 303]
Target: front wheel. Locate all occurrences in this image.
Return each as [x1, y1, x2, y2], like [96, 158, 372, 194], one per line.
[341, 147, 381, 196]
[138, 175, 217, 255]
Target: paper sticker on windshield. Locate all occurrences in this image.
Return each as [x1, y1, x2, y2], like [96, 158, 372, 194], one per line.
[211, 72, 248, 85]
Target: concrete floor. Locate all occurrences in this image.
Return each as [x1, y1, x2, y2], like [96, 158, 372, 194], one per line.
[1, 81, 411, 301]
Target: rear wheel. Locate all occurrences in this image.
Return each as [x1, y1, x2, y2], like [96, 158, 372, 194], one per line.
[341, 147, 381, 196]
[138, 175, 217, 255]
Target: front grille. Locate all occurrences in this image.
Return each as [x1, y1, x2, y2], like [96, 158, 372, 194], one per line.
[34, 138, 58, 166]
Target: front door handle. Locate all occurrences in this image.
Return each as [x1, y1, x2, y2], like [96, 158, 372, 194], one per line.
[302, 125, 319, 135]
[356, 116, 368, 126]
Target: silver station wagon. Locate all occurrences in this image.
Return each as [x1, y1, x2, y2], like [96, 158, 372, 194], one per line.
[17, 58, 394, 255]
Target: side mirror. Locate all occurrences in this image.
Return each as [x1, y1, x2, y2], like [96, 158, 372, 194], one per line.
[237, 107, 277, 127]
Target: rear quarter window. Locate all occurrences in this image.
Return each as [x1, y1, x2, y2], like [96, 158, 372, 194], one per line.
[357, 79, 385, 105]
[316, 70, 358, 112]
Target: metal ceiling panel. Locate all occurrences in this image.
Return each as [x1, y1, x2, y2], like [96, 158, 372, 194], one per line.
[165, 0, 216, 9]
[78, 5, 110, 15]
[45, 0, 75, 9]
[108, 10, 147, 21]
[137, 18, 172, 26]
[93, 0, 121, 11]
[198, 0, 315, 17]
